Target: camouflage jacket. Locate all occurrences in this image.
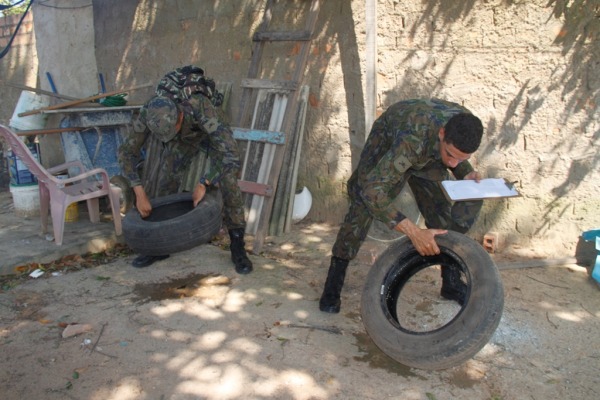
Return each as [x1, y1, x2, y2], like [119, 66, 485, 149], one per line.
[118, 92, 234, 195]
[353, 98, 477, 226]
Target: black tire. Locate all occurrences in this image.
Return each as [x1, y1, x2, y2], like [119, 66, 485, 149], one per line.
[122, 188, 223, 256]
[110, 175, 134, 214]
[360, 231, 504, 370]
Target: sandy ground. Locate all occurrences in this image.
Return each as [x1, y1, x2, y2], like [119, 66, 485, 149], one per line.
[1, 223, 599, 400]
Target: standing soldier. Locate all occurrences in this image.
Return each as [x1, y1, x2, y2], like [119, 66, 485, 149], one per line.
[118, 66, 252, 274]
[319, 98, 485, 313]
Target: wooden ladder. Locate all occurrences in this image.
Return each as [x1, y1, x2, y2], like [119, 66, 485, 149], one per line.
[235, 0, 321, 254]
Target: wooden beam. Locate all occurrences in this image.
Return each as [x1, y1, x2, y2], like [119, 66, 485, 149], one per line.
[15, 127, 85, 136]
[232, 127, 285, 145]
[238, 180, 273, 197]
[240, 79, 297, 91]
[253, 30, 311, 42]
[0, 81, 78, 101]
[17, 82, 153, 117]
[496, 257, 581, 270]
[365, 0, 377, 139]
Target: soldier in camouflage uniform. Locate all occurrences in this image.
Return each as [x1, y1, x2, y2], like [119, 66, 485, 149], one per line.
[118, 88, 253, 274]
[320, 98, 484, 313]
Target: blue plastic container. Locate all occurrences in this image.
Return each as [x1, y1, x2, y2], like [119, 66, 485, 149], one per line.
[582, 229, 600, 284]
[6, 142, 40, 186]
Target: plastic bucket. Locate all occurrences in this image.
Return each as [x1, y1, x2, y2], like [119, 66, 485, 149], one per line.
[65, 202, 79, 222]
[56, 174, 80, 222]
[9, 91, 51, 131]
[9, 184, 40, 217]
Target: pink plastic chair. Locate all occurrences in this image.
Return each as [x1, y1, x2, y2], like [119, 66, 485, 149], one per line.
[0, 124, 122, 245]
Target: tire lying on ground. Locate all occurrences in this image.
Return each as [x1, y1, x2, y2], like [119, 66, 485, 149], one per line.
[122, 189, 223, 256]
[360, 231, 504, 370]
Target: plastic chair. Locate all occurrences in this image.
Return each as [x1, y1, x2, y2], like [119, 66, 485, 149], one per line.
[0, 124, 122, 245]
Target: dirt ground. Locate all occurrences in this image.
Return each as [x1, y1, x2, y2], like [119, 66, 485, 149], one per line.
[0, 222, 599, 400]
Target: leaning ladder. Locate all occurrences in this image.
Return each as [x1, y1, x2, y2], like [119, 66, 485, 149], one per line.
[235, 0, 321, 254]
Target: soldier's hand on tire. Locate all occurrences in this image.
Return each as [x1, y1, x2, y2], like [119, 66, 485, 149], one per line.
[193, 183, 207, 207]
[410, 229, 447, 256]
[133, 185, 152, 218]
[395, 218, 447, 256]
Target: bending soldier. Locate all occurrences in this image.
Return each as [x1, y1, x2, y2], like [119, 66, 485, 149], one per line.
[119, 83, 252, 274]
[320, 98, 485, 313]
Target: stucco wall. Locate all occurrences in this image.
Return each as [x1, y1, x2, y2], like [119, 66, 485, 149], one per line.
[32, 0, 98, 169]
[1, 0, 598, 256]
[0, 1, 97, 170]
[372, 1, 599, 257]
[362, 1, 599, 256]
[0, 12, 37, 126]
[0, 12, 37, 188]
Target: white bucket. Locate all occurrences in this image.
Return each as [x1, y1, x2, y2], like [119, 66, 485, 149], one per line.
[292, 186, 312, 222]
[9, 184, 40, 218]
[9, 91, 51, 131]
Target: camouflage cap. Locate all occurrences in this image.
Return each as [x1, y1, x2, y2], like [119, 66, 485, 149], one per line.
[141, 96, 179, 142]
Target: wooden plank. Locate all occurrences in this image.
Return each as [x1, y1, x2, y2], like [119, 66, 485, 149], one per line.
[240, 90, 273, 232]
[245, 92, 287, 235]
[271, 85, 309, 236]
[0, 81, 78, 100]
[237, 180, 273, 197]
[365, 0, 377, 138]
[240, 78, 298, 91]
[18, 82, 153, 117]
[16, 126, 85, 136]
[232, 127, 285, 145]
[253, 30, 312, 42]
[40, 105, 142, 114]
[283, 85, 310, 233]
[496, 258, 580, 270]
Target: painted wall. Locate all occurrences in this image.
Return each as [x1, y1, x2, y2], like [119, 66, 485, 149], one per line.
[1, 0, 598, 257]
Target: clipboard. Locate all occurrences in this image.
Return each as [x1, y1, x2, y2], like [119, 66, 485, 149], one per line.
[440, 178, 520, 201]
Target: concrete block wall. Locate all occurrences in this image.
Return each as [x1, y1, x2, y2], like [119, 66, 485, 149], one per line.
[0, 0, 598, 257]
[297, 0, 600, 257]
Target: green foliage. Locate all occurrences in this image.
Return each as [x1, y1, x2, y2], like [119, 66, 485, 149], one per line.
[0, 0, 28, 16]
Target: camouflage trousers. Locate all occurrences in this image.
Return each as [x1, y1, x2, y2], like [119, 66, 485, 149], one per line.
[142, 136, 246, 230]
[332, 172, 483, 261]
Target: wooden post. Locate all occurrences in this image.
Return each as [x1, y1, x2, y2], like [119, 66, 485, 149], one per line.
[365, 0, 377, 139]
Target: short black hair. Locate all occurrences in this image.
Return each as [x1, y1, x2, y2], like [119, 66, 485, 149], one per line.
[443, 113, 483, 154]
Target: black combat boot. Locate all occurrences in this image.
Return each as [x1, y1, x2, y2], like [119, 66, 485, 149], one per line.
[228, 228, 253, 275]
[440, 265, 467, 305]
[319, 256, 350, 313]
[131, 254, 170, 268]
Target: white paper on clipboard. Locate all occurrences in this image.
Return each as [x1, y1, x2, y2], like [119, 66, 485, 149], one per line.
[441, 178, 520, 201]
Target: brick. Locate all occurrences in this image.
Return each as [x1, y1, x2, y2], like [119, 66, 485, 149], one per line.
[483, 231, 500, 254]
